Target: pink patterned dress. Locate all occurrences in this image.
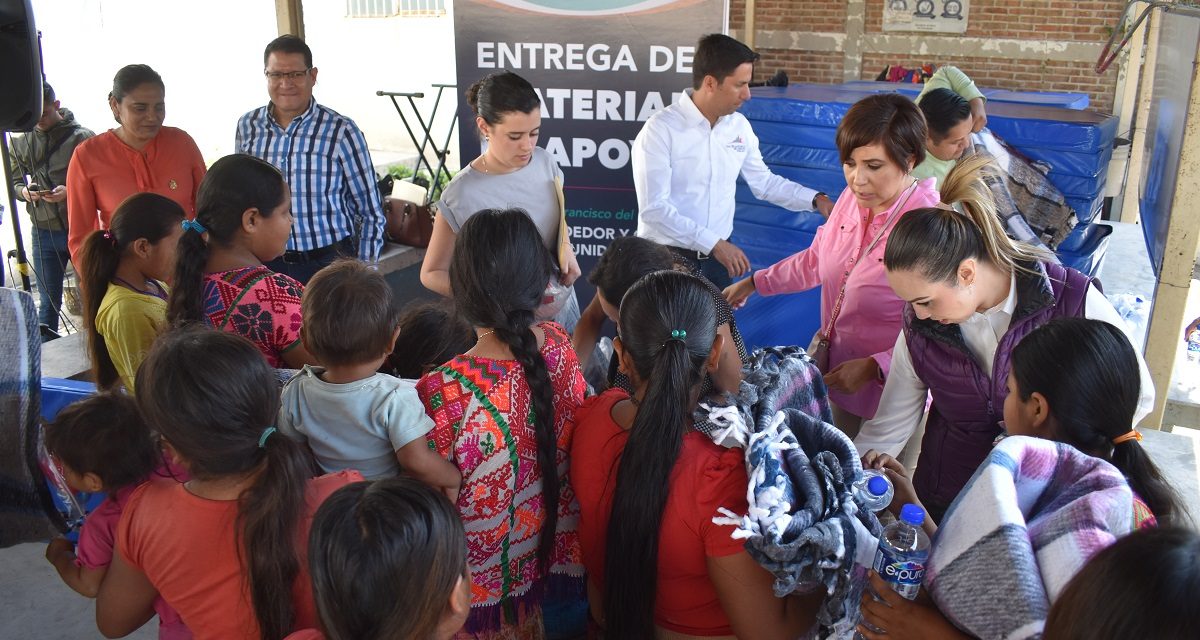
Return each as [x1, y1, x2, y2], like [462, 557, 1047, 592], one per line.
[417, 322, 586, 639]
[202, 266, 303, 368]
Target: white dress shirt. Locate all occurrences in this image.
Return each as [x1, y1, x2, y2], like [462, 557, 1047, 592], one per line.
[855, 274, 1156, 457]
[632, 90, 819, 253]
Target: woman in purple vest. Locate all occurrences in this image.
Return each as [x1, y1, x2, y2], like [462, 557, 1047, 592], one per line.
[854, 155, 1154, 521]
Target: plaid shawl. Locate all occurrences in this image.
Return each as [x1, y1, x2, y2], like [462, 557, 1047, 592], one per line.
[702, 347, 881, 637]
[969, 132, 1078, 250]
[926, 436, 1133, 640]
[0, 289, 63, 547]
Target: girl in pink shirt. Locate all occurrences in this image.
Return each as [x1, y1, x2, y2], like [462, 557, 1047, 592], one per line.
[726, 94, 940, 434]
[42, 392, 190, 639]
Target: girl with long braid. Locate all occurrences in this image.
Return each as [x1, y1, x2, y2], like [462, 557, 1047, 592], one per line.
[416, 208, 586, 639]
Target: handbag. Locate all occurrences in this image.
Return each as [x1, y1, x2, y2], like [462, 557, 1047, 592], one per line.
[384, 196, 434, 248]
[808, 180, 919, 373]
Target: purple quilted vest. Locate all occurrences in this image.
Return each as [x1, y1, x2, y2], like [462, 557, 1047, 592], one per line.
[905, 261, 1093, 512]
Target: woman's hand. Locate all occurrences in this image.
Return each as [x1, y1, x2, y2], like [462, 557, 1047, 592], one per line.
[560, 247, 582, 286]
[857, 571, 969, 640]
[824, 357, 879, 394]
[1185, 316, 1200, 340]
[723, 277, 756, 309]
[860, 449, 919, 520]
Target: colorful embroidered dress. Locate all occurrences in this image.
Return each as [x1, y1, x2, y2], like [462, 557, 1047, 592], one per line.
[202, 266, 303, 368]
[417, 322, 586, 638]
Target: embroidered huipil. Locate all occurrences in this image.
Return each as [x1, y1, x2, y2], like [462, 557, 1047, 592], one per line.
[633, 89, 819, 253]
[235, 99, 386, 262]
[416, 322, 586, 634]
[752, 179, 941, 418]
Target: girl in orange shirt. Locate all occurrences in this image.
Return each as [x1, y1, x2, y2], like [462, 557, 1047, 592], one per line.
[66, 64, 206, 261]
[96, 327, 360, 640]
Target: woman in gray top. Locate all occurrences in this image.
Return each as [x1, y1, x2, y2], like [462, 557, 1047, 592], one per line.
[420, 71, 582, 329]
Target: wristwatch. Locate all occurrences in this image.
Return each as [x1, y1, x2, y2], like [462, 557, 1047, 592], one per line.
[811, 192, 828, 209]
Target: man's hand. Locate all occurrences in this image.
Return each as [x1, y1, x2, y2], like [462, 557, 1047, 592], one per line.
[710, 239, 750, 279]
[814, 193, 835, 217]
[42, 185, 68, 203]
[969, 97, 987, 132]
[20, 186, 41, 203]
[823, 357, 879, 394]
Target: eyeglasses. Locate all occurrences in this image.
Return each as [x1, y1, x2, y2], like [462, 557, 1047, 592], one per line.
[264, 69, 311, 83]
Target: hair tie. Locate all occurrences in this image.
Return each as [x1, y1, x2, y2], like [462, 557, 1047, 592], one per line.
[258, 426, 277, 448]
[182, 218, 207, 234]
[102, 230, 116, 246]
[934, 201, 957, 212]
[665, 329, 687, 345]
[1112, 429, 1142, 445]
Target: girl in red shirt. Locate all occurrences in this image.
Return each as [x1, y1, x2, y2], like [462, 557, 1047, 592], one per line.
[569, 270, 822, 639]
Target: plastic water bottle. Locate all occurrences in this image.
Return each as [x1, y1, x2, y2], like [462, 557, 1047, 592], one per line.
[856, 504, 931, 638]
[1187, 330, 1200, 363]
[853, 469, 894, 513]
[872, 504, 931, 601]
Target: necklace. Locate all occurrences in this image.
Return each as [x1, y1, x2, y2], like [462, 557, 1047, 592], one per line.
[113, 276, 168, 301]
[477, 154, 493, 174]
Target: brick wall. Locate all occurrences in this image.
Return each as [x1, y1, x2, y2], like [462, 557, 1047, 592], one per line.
[738, 0, 1124, 113]
[858, 54, 1121, 113]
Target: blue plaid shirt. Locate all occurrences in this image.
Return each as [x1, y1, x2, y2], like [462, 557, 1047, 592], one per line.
[236, 99, 385, 262]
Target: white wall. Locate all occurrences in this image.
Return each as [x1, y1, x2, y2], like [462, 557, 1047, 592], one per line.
[3, 0, 460, 286]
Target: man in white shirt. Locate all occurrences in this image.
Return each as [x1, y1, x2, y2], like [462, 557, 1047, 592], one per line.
[632, 33, 834, 288]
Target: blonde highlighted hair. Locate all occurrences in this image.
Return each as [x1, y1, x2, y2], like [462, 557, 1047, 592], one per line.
[884, 154, 1051, 282]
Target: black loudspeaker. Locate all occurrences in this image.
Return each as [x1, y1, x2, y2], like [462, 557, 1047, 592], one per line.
[0, 0, 42, 132]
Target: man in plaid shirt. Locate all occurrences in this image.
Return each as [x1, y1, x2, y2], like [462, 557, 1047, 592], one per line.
[236, 34, 386, 283]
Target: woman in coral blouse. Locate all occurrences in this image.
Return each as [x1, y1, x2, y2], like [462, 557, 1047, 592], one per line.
[66, 64, 206, 261]
[725, 93, 940, 437]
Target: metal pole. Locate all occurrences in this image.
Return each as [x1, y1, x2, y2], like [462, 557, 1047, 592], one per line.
[1, 132, 33, 292]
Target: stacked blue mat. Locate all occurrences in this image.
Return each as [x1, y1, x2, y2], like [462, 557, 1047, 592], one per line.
[731, 84, 1117, 350]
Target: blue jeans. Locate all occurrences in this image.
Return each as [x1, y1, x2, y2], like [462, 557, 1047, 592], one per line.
[32, 227, 70, 331]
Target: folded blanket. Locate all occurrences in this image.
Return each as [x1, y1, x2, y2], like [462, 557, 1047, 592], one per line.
[969, 132, 1078, 250]
[705, 347, 879, 637]
[927, 436, 1133, 640]
[0, 289, 63, 548]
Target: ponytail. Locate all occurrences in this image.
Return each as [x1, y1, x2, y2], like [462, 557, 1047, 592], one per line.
[885, 154, 1051, 282]
[79, 193, 185, 388]
[1111, 440, 1187, 527]
[136, 326, 317, 640]
[602, 271, 717, 639]
[1011, 318, 1188, 527]
[449, 208, 562, 574]
[239, 429, 314, 639]
[79, 230, 124, 388]
[167, 154, 289, 327]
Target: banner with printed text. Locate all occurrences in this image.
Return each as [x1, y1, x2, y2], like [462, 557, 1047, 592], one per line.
[453, 0, 727, 281]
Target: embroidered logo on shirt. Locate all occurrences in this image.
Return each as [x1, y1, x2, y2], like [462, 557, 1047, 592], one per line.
[168, 179, 178, 190]
[727, 135, 746, 153]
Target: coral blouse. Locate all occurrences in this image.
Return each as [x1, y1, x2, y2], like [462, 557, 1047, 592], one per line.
[66, 127, 206, 260]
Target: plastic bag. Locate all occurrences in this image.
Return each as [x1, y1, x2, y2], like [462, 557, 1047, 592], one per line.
[535, 279, 572, 322]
